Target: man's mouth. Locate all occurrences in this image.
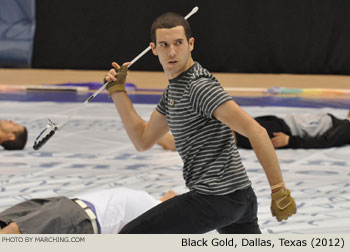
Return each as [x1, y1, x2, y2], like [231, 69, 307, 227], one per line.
[168, 60, 178, 64]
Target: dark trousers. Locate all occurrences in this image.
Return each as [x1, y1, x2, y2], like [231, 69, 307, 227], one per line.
[119, 186, 261, 234]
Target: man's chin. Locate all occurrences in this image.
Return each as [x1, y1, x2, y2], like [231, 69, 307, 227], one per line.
[164, 65, 179, 73]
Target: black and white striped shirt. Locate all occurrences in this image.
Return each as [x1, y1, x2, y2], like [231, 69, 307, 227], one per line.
[156, 62, 251, 195]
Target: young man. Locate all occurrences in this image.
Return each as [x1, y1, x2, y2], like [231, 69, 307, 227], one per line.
[0, 120, 27, 150]
[105, 12, 296, 233]
[235, 111, 350, 149]
[0, 187, 176, 234]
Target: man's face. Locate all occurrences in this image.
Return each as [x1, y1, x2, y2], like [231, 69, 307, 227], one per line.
[0, 120, 24, 138]
[150, 25, 194, 79]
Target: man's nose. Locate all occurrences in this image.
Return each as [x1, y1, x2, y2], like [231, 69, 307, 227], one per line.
[168, 45, 176, 57]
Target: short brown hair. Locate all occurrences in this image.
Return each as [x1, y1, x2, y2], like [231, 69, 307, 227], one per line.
[151, 12, 192, 43]
[1, 127, 28, 150]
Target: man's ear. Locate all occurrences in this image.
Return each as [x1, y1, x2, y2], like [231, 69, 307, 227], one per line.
[7, 133, 15, 141]
[150, 42, 158, 56]
[189, 37, 194, 52]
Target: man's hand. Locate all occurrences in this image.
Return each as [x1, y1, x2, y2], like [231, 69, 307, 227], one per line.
[104, 62, 130, 96]
[271, 132, 290, 148]
[271, 188, 296, 221]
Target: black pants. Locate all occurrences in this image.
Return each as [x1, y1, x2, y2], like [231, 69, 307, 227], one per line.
[119, 186, 261, 234]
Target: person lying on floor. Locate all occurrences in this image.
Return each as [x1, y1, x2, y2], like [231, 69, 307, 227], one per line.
[0, 120, 27, 150]
[158, 110, 350, 150]
[235, 110, 350, 149]
[0, 187, 176, 234]
[0, 118, 171, 152]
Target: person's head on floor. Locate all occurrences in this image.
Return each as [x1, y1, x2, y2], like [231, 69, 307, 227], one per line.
[150, 12, 194, 79]
[0, 120, 27, 150]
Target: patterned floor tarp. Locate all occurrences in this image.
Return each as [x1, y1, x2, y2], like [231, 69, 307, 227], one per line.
[1, 101, 349, 233]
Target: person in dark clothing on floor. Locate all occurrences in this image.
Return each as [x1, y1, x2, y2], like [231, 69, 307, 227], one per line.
[235, 111, 350, 149]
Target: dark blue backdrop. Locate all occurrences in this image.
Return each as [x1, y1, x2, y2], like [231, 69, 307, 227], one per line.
[0, 0, 35, 67]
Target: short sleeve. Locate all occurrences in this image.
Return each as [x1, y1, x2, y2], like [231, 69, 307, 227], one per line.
[156, 89, 167, 115]
[189, 78, 232, 119]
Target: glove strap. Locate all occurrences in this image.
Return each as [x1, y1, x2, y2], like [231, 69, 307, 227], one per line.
[275, 190, 293, 210]
[271, 182, 285, 190]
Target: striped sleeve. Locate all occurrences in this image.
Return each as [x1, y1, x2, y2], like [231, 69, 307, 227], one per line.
[156, 89, 167, 115]
[189, 78, 232, 119]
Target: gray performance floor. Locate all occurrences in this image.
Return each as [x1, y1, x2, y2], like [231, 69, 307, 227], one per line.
[1, 101, 349, 233]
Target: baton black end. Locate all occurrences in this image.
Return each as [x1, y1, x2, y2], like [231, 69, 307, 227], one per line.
[33, 129, 56, 151]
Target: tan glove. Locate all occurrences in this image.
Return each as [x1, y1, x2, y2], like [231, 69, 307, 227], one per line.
[271, 188, 296, 221]
[105, 65, 128, 96]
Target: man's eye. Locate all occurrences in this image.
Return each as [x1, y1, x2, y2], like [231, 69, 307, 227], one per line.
[160, 42, 167, 47]
[176, 40, 183, 45]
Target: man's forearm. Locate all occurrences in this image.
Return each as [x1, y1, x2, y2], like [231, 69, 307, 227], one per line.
[249, 127, 284, 188]
[110, 91, 147, 151]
